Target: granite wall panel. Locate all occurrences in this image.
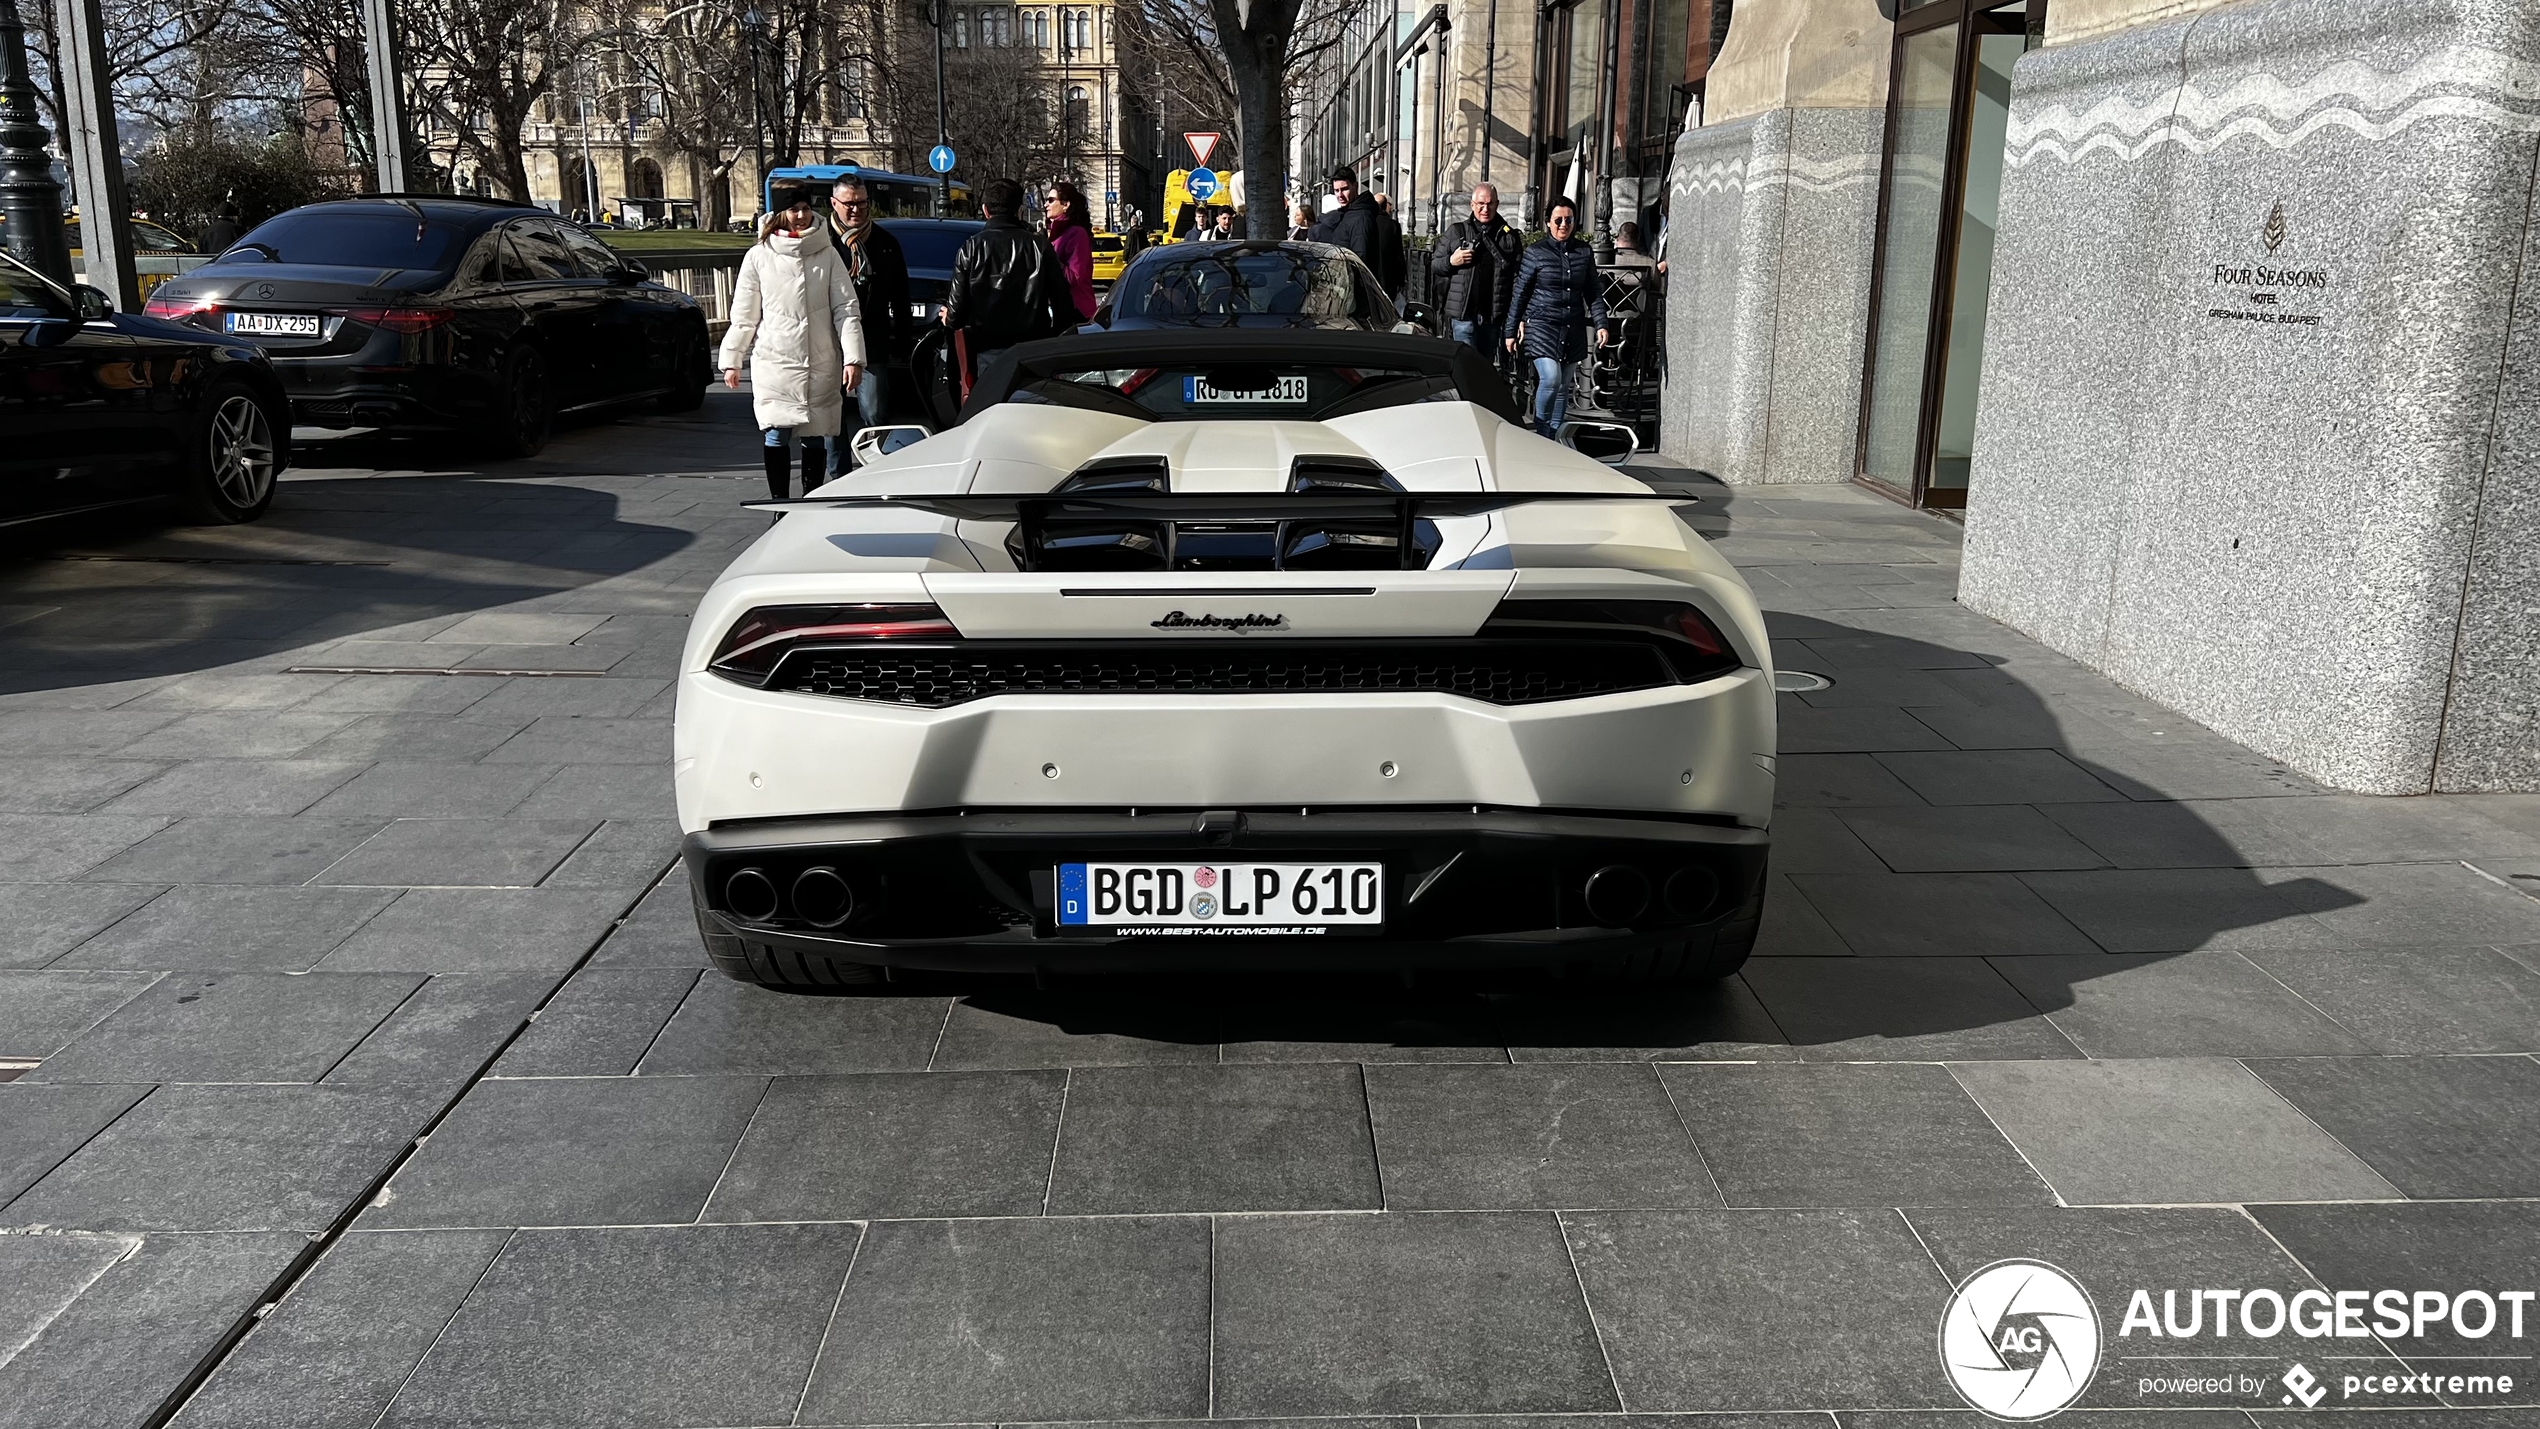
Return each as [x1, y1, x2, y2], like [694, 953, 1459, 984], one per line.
[1662, 107, 1886, 484]
[1961, 0, 2540, 793]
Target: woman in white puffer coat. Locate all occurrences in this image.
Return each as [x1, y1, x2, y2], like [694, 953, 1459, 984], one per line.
[718, 183, 865, 499]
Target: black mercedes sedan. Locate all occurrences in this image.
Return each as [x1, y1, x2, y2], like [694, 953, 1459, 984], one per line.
[142, 196, 711, 457]
[2, 248, 289, 526]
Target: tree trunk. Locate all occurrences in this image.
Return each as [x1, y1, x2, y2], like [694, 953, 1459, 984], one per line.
[1225, 35, 1282, 223]
[1211, 0, 1297, 225]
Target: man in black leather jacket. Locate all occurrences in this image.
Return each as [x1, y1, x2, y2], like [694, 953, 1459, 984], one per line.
[1309, 165, 1406, 298]
[942, 178, 1079, 380]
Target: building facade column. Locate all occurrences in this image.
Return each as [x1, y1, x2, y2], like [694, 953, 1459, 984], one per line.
[1958, 0, 2540, 793]
[1658, 0, 1891, 484]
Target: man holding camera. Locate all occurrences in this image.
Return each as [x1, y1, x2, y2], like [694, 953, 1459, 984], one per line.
[1432, 182, 1523, 362]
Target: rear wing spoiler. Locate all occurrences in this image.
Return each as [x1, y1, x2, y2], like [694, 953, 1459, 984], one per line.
[745, 491, 1688, 520]
[745, 490, 1692, 574]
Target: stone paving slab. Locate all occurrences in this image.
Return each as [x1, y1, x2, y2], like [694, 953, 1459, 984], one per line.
[1, 424, 2535, 1424]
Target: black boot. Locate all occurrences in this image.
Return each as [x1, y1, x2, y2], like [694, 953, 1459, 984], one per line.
[800, 438, 827, 493]
[762, 444, 790, 501]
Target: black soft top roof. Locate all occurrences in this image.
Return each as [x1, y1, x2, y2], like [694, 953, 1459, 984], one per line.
[960, 329, 1522, 426]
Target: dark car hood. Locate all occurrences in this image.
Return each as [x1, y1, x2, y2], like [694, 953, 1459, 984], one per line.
[158, 263, 447, 304]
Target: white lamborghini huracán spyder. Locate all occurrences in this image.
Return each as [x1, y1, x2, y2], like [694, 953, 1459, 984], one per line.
[674, 330, 1776, 987]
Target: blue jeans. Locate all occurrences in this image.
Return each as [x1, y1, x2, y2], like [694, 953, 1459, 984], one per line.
[828, 368, 890, 476]
[1531, 357, 1573, 437]
[1451, 316, 1501, 362]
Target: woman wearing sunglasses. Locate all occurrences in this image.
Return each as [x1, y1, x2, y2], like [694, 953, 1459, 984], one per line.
[1505, 196, 1610, 439]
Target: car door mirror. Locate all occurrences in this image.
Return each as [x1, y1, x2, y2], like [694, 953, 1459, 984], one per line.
[73, 285, 113, 320]
[1558, 420, 1640, 465]
[611, 261, 645, 285]
[850, 424, 933, 466]
[1400, 300, 1436, 328]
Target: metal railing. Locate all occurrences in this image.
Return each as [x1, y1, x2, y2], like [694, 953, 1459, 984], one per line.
[626, 248, 746, 339]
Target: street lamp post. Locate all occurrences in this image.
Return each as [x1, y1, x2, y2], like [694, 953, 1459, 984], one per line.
[0, 0, 70, 284]
[742, 5, 766, 211]
[926, 0, 948, 217]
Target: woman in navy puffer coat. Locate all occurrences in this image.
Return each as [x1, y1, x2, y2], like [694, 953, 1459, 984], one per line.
[1504, 197, 1610, 438]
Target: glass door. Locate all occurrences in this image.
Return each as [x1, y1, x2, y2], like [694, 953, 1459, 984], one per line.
[1854, 0, 2042, 508]
[1858, 21, 1960, 496]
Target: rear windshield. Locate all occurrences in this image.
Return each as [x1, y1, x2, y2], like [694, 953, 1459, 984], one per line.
[218, 208, 472, 271]
[1113, 249, 1390, 326]
[1010, 363, 1458, 422]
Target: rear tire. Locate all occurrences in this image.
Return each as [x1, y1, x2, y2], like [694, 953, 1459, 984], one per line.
[656, 328, 707, 413]
[178, 382, 281, 524]
[691, 886, 885, 990]
[740, 940, 885, 989]
[483, 346, 552, 458]
[1586, 872, 1765, 987]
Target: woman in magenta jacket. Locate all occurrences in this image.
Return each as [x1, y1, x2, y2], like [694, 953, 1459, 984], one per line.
[1043, 181, 1098, 327]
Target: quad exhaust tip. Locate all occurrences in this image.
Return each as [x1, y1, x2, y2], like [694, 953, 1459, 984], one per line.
[725, 868, 780, 923]
[1583, 865, 1651, 926]
[792, 867, 856, 928]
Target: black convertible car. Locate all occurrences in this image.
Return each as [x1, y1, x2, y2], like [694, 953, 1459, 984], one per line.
[2, 248, 289, 526]
[142, 196, 710, 456]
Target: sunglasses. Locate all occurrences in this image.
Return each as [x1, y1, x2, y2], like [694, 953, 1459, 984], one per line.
[1548, 213, 1575, 225]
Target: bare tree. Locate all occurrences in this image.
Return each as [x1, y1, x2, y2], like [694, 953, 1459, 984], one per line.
[401, 0, 565, 199]
[862, 4, 1051, 193]
[1113, 0, 1344, 216]
[588, 0, 750, 225]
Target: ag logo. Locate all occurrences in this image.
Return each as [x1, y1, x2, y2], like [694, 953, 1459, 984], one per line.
[1939, 1259, 2101, 1421]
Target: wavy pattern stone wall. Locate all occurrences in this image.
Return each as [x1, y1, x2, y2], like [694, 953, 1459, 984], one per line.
[1660, 107, 1887, 484]
[1959, 0, 2540, 793]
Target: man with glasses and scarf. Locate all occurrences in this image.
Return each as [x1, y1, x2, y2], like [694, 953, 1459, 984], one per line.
[825, 179, 911, 475]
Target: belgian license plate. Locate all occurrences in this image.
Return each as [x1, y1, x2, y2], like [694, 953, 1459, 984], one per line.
[1185, 374, 1309, 405]
[225, 311, 322, 337]
[1056, 862, 1382, 934]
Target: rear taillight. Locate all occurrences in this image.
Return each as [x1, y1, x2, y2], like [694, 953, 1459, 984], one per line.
[143, 295, 217, 328]
[344, 305, 453, 333]
[1482, 599, 1742, 682]
[710, 603, 958, 683]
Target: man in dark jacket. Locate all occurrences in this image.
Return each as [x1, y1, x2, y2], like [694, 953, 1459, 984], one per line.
[1506, 196, 1609, 438]
[943, 178, 1080, 382]
[827, 177, 912, 473]
[1309, 165, 1406, 298]
[1429, 181, 1522, 361]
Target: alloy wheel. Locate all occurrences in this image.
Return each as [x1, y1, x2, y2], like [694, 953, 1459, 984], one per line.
[209, 395, 277, 509]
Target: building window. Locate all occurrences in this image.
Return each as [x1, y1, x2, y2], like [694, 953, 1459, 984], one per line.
[954, 8, 969, 45]
[841, 58, 868, 119]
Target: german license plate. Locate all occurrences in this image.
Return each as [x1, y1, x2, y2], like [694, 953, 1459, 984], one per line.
[1056, 862, 1382, 933]
[1184, 374, 1308, 404]
[225, 311, 321, 337]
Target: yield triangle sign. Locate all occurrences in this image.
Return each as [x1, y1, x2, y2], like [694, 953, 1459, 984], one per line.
[1184, 132, 1222, 168]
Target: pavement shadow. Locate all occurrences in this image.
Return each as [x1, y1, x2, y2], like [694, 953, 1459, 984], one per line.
[909, 478, 2369, 1057]
[0, 470, 695, 696]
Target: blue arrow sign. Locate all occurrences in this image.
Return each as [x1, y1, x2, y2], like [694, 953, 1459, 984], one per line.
[928, 144, 956, 174]
[1186, 167, 1219, 200]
